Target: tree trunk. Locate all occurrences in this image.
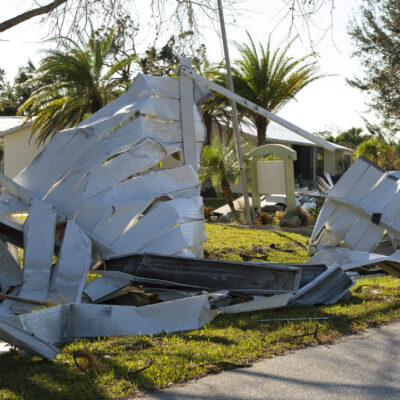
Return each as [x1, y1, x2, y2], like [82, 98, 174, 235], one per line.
[256, 117, 269, 147]
[221, 177, 239, 222]
[203, 111, 213, 146]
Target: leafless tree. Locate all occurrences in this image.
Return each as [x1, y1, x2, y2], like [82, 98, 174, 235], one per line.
[1, 1, 335, 41]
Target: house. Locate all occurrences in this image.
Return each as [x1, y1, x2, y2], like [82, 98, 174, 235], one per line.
[0, 115, 353, 189]
[215, 119, 353, 189]
[0, 116, 45, 178]
[244, 120, 353, 187]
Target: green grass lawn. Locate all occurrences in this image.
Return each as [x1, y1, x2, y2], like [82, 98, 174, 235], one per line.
[1, 224, 399, 400]
[204, 224, 310, 263]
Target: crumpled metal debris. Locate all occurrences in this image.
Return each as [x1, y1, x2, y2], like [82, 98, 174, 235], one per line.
[0, 73, 213, 358]
[310, 157, 400, 254]
[0, 70, 370, 362]
[304, 157, 400, 304]
[307, 248, 400, 277]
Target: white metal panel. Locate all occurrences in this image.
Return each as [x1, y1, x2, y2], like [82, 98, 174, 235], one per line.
[0, 287, 21, 318]
[83, 275, 132, 302]
[344, 165, 384, 203]
[15, 295, 216, 345]
[76, 165, 199, 228]
[72, 295, 215, 338]
[112, 197, 203, 253]
[0, 191, 28, 213]
[358, 174, 400, 213]
[128, 74, 180, 99]
[14, 95, 178, 198]
[79, 140, 181, 201]
[382, 190, 400, 224]
[17, 199, 56, 308]
[0, 317, 59, 360]
[17, 303, 68, 346]
[180, 57, 197, 171]
[57, 140, 181, 218]
[342, 216, 371, 249]
[142, 220, 206, 256]
[307, 248, 400, 277]
[351, 223, 385, 253]
[310, 157, 400, 253]
[328, 157, 371, 197]
[219, 292, 292, 314]
[0, 172, 32, 204]
[290, 264, 354, 305]
[0, 239, 22, 292]
[77, 168, 200, 242]
[173, 244, 204, 258]
[42, 116, 181, 207]
[91, 200, 154, 244]
[47, 220, 92, 304]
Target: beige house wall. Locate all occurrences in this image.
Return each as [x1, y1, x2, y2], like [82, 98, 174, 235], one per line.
[3, 127, 45, 178]
[324, 149, 354, 177]
[324, 150, 336, 176]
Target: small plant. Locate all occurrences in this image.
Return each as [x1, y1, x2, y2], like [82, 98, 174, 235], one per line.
[272, 207, 310, 227]
[273, 210, 286, 226]
[308, 207, 320, 224]
[204, 206, 213, 221]
[256, 211, 273, 225]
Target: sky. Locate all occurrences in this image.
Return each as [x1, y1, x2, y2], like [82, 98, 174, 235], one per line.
[0, 0, 367, 134]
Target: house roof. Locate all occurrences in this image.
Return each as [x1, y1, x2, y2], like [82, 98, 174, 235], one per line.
[241, 120, 354, 153]
[0, 116, 32, 137]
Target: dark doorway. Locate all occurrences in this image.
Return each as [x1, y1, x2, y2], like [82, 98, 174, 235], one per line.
[293, 145, 314, 187]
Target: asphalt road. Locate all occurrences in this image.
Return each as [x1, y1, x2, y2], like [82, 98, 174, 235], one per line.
[143, 321, 400, 400]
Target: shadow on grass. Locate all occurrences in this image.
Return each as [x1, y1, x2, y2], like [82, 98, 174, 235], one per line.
[269, 231, 309, 250]
[174, 333, 237, 346]
[0, 352, 108, 400]
[1, 291, 399, 399]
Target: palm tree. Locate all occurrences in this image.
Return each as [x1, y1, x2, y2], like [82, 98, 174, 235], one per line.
[200, 138, 242, 222]
[19, 28, 136, 145]
[192, 47, 234, 146]
[231, 33, 323, 146]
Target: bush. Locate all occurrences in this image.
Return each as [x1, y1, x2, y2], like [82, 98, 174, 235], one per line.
[273, 210, 286, 225]
[204, 206, 213, 221]
[308, 207, 320, 224]
[257, 211, 273, 225]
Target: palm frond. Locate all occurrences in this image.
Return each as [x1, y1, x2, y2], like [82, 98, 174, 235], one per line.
[18, 27, 137, 144]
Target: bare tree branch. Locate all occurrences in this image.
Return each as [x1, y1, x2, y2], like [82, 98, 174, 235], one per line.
[0, 0, 68, 33]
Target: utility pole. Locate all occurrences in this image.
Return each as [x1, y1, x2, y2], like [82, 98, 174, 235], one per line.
[217, 0, 252, 225]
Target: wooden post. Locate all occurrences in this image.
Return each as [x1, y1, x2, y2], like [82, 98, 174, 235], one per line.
[179, 57, 198, 172]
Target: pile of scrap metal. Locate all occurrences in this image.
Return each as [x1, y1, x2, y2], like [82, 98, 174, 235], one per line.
[308, 156, 400, 278]
[0, 72, 214, 360]
[0, 68, 388, 362]
[0, 71, 351, 362]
